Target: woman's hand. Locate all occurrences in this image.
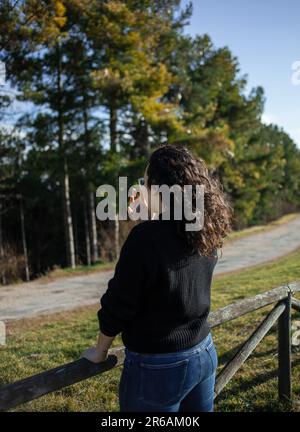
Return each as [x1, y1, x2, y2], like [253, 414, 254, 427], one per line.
[128, 187, 141, 214]
[128, 186, 149, 217]
[81, 346, 108, 363]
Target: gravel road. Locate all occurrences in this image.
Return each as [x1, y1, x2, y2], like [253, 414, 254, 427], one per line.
[1, 214, 300, 321]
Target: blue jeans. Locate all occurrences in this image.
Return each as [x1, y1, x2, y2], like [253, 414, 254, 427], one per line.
[119, 332, 218, 412]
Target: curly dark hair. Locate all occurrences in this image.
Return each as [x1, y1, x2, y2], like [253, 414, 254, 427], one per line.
[146, 144, 234, 257]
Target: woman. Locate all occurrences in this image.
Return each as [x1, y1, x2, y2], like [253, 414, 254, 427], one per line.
[81, 144, 233, 412]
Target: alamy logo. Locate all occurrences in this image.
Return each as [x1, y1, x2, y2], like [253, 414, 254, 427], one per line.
[95, 177, 205, 232]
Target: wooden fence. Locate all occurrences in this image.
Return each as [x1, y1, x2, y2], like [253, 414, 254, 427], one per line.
[0, 281, 300, 411]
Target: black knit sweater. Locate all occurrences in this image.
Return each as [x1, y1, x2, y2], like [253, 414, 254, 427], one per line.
[97, 216, 218, 354]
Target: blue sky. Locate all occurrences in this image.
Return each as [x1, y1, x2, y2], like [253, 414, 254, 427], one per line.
[181, 0, 300, 146]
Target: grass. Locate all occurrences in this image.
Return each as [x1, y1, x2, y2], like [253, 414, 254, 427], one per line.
[4, 260, 117, 288]
[1, 246, 300, 412]
[37, 260, 117, 283]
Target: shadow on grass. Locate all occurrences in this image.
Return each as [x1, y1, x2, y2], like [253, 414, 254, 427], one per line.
[215, 355, 300, 412]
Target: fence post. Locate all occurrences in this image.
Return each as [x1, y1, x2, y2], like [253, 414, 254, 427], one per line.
[278, 290, 292, 401]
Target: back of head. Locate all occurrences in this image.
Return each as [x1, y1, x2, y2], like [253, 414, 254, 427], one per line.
[146, 144, 234, 257]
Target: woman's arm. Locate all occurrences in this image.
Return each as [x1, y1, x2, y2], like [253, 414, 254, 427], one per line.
[81, 223, 149, 363]
[81, 332, 115, 363]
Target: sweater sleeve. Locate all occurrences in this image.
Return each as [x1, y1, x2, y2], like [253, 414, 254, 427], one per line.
[97, 224, 149, 337]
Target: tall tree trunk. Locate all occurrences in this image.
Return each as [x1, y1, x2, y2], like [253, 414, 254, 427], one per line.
[62, 158, 76, 269]
[73, 199, 79, 265]
[109, 99, 117, 152]
[57, 42, 76, 269]
[0, 199, 6, 285]
[140, 119, 150, 157]
[109, 98, 119, 259]
[19, 196, 29, 282]
[88, 188, 98, 264]
[133, 117, 150, 158]
[84, 200, 91, 266]
[82, 96, 98, 264]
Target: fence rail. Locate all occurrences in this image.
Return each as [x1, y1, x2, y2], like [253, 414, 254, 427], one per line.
[0, 281, 300, 411]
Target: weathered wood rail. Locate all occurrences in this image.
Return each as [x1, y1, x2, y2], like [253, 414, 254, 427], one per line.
[0, 281, 300, 411]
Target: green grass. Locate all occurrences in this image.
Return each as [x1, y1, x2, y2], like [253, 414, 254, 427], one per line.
[4, 260, 117, 288]
[52, 260, 115, 275]
[1, 248, 300, 412]
[34, 260, 117, 284]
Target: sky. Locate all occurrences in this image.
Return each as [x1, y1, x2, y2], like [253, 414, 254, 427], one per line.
[181, 0, 300, 147]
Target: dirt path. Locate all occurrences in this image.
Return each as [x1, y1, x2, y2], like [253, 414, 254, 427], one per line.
[1, 214, 300, 321]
